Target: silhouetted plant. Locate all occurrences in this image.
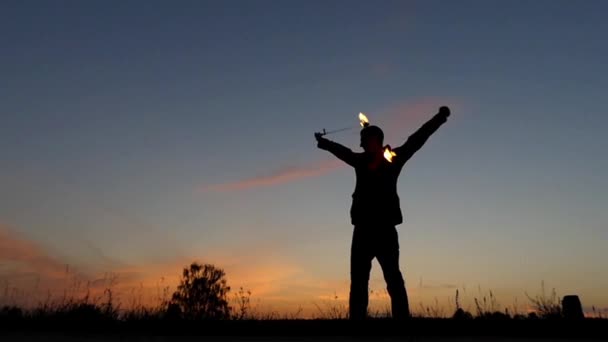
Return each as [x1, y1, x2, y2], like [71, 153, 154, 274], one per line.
[287, 305, 304, 320]
[369, 304, 391, 319]
[450, 289, 470, 319]
[367, 288, 391, 318]
[312, 293, 347, 319]
[474, 290, 501, 318]
[231, 286, 252, 320]
[168, 262, 231, 320]
[418, 297, 446, 318]
[590, 306, 606, 319]
[509, 296, 521, 317]
[525, 281, 562, 319]
[452, 308, 473, 320]
[156, 277, 172, 309]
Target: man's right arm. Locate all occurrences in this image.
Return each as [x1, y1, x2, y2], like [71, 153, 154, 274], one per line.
[315, 133, 357, 167]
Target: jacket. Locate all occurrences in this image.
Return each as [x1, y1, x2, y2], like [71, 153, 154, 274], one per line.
[317, 112, 448, 227]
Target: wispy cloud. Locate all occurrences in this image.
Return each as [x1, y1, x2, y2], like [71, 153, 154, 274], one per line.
[0, 224, 71, 279]
[201, 158, 345, 192]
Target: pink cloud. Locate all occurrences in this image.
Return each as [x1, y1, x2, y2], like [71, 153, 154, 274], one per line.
[201, 158, 345, 192]
[0, 224, 71, 279]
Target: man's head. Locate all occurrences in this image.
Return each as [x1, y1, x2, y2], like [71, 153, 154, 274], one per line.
[360, 125, 384, 153]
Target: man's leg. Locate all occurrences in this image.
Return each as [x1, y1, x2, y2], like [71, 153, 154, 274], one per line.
[349, 226, 373, 320]
[376, 226, 410, 319]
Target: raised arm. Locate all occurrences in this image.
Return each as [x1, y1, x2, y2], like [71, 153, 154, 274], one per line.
[314, 132, 357, 167]
[394, 106, 450, 165]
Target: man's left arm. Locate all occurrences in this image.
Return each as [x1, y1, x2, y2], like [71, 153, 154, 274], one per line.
[393, 106, 450, 166]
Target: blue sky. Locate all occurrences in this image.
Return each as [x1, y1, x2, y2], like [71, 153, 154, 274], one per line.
[1, 0, 607, 315]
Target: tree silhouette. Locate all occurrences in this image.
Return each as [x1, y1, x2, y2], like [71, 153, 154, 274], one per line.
[169, 262, 231, 320]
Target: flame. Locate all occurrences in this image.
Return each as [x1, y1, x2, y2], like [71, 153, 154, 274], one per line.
[359, 112, 369, 127]
[383, 147, 397, 162]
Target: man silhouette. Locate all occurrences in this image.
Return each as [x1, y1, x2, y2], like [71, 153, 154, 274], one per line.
[314, 106, 451, 320]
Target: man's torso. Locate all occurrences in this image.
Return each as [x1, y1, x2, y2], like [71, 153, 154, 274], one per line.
[350, 153, 404, 227]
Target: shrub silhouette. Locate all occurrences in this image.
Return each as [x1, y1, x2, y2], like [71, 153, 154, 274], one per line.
[168, 262, 231, 320]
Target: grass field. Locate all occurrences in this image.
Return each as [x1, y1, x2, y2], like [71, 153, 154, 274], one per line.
[1, 290, 607, 340]
[2, 268, 606, 340]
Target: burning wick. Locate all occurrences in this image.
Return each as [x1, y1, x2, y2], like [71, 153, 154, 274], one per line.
[383, 145, 397, 163]
[359, 112, 370, 127]
[316, 112, 371, 137]
[358, 112, 396, 162]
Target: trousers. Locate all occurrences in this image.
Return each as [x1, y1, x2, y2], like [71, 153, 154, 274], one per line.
[349, 224, 410, 320]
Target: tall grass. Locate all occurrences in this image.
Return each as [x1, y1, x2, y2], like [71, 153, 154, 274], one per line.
[0, 276, 603, 322]
[524, 280, 562, 319]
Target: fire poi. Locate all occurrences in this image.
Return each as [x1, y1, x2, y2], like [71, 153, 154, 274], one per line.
[317, 112, 397, 162]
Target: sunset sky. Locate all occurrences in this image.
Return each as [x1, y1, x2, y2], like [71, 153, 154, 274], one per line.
[1, 0, 607, 317]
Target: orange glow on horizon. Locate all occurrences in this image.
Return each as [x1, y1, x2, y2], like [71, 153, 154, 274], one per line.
[3, 223, 607, 319]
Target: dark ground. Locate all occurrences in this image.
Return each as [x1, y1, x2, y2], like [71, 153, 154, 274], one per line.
[2, 319, 607, 341]
[1, 336, 606, 342]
